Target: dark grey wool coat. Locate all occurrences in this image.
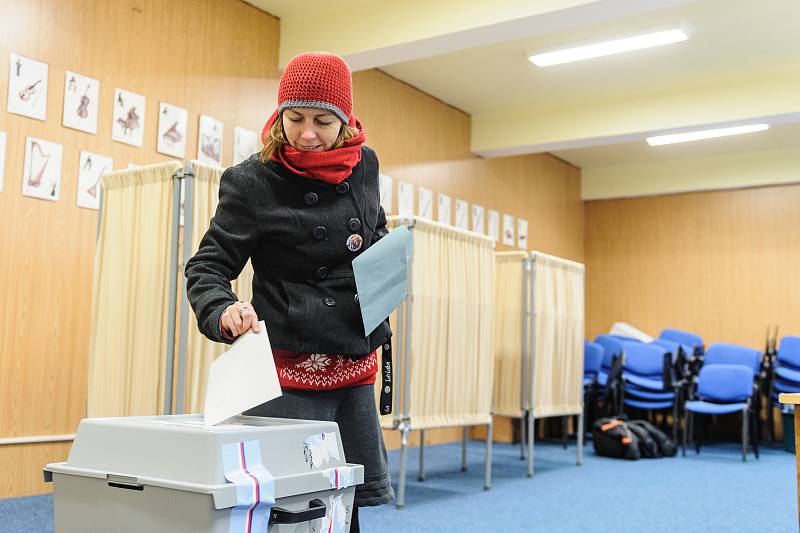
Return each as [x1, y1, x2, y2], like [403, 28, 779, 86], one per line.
[184, 145, 392, 356]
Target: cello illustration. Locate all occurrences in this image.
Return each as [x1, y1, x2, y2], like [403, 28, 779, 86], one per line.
[76, 84, 91, 119]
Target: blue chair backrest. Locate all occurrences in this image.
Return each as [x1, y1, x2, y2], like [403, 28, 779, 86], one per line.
[704, 344, 761, 374]
[622, 342, 666, 376]
[659, 328, 703, 350]
[651, 339, 692, 362]
[611, 335, 642, 343]
[777, 337, 800, 369]
[584, 341, 604, 375]
[595, 335, 624, 369]
[696, 364, 754, 403]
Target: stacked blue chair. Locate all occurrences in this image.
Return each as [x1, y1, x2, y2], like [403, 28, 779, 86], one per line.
[683, 364, 757, 461]
[767, 336, 800, 440]
[659, 328, 705, 356]
[583, 341, 604, 432]
[594, 335, 624, 414]
[659, 328, 705, 376]
[694, 343, 762, 455]
[619, 341, 680, 441]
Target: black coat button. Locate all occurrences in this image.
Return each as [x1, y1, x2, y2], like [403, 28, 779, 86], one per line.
[312, 226, 327, 240]
[323, 297, 336, 307]
[336, 182, 351, 194]
[316, 266, 329, 279]
[348, 218, 361, 232]
[354, 293, 359, 303]
[304, 192, 318, 206]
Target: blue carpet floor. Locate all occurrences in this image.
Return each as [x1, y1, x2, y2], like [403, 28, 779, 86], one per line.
[2, 440, 794, 532]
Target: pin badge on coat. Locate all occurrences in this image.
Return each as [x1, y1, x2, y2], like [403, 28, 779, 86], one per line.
[346, 234, 363, 252]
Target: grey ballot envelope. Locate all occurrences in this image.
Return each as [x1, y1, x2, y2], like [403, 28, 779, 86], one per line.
[352, 226, 413, 336]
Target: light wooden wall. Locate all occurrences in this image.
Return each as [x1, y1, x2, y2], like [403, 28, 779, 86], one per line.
[0, 0, 279, 498]
[585, 184, 800, 348]
[354, 70, 584, 448]
[0, 2, 583, 497]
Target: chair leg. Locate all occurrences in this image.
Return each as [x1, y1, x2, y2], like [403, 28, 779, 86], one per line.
[750, 408, 760, 460]
[672, 401, 678, 444]
[742, 407, 748, 463]
[682, 408, 689, 457]
[562, 416, 568, 450]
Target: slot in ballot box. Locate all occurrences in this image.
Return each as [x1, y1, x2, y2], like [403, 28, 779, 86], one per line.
[44, 414, 363, 533]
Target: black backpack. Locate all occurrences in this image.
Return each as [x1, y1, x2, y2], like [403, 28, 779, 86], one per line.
[630, 420, 676, 457]
[627, 421, 660, 458]
[592, 417, 641, 460]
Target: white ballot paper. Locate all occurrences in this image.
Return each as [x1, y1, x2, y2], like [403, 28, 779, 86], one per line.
[203, 321, 281, 426]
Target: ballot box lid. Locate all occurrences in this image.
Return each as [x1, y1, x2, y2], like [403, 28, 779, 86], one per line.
[44, 414, 362, 505]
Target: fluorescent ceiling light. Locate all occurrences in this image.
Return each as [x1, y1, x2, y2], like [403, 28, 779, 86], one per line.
[529, 28, 687, 67]
[646, 124, 770, 146]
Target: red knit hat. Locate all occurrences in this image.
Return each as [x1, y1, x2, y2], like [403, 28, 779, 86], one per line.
[276, 52, 353, 123]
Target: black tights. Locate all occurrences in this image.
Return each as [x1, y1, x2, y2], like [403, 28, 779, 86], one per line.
[349, 506, 360, 533]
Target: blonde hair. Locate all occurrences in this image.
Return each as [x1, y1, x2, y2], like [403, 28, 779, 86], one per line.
[259, 114, 360, 162]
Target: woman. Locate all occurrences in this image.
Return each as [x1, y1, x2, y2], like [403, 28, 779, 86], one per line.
[185, 52, 393, 531]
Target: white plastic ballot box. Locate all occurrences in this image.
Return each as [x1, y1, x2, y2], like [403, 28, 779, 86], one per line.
[44, 414, 364, 533]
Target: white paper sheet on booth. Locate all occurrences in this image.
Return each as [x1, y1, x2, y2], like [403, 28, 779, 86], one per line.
[352, 226, 412, 336]
[204, 321, 281, 426]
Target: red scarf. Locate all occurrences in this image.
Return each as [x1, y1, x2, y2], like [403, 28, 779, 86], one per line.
[262, 110, 366, 185]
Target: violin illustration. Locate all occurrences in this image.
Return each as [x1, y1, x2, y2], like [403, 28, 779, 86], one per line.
[76, 85, 91, 119]
[27, 140, 51, 189]
[18, 79, 42, 101]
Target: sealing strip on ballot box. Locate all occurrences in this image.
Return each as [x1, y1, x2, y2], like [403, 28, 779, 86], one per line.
[322, 465, 357, 490]
[221, 440, 275, 533]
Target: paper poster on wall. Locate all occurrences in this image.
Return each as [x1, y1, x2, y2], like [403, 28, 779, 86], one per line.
[379, 173, 392, 214]
[398, 181, 414, 217]
[198, 114, 224, 166]
[502, 214, 515, 246]
[438, 193, 452, 225]
[455, 199, 469, 230]
[63, 71, 99, 134]
[112, 88, 146, 147]
[157, 102, 187, 158]
[472, 204, 485, 235]
[488, 209, 500, 242]
[77, 151, 113, 210]
[418, 187, 433, 220]
[517, 219, 529, 250]
[234, 127, 260, 165]
[22, 136, 63, 201]
[7, 53, 48, 121]
[0, 131, 6, 192]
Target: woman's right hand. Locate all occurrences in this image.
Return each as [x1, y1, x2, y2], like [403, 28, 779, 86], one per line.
[221, 300, 261, 338]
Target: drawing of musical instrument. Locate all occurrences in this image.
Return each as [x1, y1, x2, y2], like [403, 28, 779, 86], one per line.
[27, 140, 51, 189]
[76, 85, 91, 118]
[18, 79, 42, 101]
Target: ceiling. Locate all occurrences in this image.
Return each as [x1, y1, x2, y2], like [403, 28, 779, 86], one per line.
[245, 0, 800, 197]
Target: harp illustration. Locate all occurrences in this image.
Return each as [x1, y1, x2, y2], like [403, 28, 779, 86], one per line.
[26, 140, 52, 189]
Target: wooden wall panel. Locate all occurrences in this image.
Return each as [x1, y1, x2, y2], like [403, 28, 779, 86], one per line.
[585, 184, 800, 348]
[0, 0, 279, 498]
[0, 3, 582, 497]
[354, 70, 583, 447]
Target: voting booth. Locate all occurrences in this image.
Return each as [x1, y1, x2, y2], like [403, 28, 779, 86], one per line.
[45, 414, 363, 533]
